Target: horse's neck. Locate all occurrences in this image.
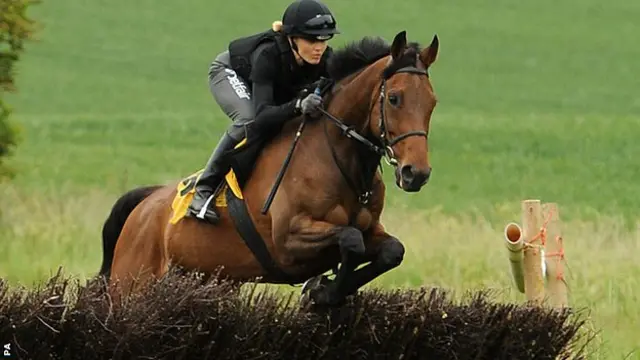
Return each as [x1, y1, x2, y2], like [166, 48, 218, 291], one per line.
[316, 62, 385, 194]
[327, 64, 383, 130]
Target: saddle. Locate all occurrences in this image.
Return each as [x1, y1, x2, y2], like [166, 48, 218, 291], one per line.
[169, 135, 265, 224]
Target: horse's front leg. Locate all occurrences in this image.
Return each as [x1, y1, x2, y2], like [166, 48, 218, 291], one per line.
[340, 222, 405, 297]
[284, 215, 366, 306]
[311, 226, 367, 306]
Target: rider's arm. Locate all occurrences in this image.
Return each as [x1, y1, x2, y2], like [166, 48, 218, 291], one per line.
[250, 48, 300, 132]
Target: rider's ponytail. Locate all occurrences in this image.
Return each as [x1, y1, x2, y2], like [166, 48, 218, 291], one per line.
[272, 21, 283, 32]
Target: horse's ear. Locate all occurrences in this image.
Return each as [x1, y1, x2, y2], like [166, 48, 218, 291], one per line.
[420, 34, 439, 67]
[390, 31, 407, 60]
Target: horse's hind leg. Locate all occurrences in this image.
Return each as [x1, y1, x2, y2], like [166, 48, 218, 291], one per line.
[109, 219, 169, 301]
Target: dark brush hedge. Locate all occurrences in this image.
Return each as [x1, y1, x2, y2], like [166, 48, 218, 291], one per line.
[0, 268, 593, 360]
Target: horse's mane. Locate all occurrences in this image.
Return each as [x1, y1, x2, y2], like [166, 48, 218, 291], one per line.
[327, 36, 422, 82]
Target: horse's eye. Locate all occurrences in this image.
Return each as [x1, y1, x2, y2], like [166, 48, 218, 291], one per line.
[388, 94, 400, 107]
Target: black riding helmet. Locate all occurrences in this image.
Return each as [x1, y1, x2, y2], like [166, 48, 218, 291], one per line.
[281, 0, 340, 41]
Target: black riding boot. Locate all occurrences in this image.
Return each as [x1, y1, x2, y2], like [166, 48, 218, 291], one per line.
[188, 131, 240, 224]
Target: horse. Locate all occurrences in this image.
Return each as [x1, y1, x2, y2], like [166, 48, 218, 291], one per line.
[98, 30, 440, 307]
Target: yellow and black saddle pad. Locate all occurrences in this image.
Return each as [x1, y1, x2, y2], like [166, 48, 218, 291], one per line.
[169, 139, 246, 225]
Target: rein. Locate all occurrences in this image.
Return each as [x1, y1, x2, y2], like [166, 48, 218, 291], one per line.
[319, 64, 430, 206]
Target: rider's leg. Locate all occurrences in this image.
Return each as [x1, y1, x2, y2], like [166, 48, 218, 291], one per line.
[187, 50, 254, 224]
[188, 128, 240, 223]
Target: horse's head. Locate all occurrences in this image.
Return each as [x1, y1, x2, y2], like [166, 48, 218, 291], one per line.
[370, 31, 439, 192]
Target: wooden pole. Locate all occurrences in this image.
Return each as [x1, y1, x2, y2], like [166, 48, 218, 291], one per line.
[504, 222, 525, 293]
[521, 199, 545, 305]
[542, 203, 569, 308]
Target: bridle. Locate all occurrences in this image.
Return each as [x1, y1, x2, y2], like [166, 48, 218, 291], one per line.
[317, 61, 430, 205]
[375, 65, 430, 166]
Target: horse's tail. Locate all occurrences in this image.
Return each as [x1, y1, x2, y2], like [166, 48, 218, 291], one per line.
[98, 185, 163, 279]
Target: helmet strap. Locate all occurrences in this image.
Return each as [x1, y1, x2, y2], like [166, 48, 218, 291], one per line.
[289, 37, 313, 66]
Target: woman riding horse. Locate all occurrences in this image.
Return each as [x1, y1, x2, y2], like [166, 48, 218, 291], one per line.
[101, 26, 440, 307]
[187, 0, 340, 225]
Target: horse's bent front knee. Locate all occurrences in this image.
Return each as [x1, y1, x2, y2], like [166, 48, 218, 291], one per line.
[379, 237, 405, 268]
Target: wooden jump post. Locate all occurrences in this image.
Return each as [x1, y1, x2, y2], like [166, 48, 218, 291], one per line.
[503, 199, 569, 308]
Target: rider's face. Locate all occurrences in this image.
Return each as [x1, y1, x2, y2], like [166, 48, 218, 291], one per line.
[291, 36, 329, 65]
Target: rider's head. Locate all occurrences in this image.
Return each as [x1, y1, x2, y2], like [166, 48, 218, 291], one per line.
[276, 0, 339, 65]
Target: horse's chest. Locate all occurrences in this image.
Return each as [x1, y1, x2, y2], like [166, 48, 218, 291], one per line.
[353, 207, 374, 231]
[324, 204, 374, 231]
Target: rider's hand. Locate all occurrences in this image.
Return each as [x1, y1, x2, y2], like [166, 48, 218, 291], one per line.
[297, 92, 323, 116]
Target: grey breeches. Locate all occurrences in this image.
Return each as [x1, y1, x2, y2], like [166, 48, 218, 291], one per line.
[208, 51, 254, 141]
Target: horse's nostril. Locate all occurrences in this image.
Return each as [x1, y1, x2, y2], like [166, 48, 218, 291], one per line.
[401, 165, 414, 182]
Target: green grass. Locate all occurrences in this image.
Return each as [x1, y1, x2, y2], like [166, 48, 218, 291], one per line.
[1, 0, 639, 358]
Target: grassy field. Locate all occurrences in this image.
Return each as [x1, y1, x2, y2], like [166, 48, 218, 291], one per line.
[1, 0, 639, 358]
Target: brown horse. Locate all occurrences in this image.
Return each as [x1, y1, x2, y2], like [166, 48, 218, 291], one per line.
[99, 30, 439, 307]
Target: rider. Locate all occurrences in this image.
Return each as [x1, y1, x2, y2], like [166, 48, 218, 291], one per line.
[187, 0, 340, 224]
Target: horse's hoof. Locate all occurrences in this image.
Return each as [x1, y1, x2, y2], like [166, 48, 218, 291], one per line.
[300, 275, 332, 309]
[299, 291, 313, 310]
[301, 275, 324, 295]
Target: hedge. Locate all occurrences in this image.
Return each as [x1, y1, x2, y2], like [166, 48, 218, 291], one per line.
[0, 267, 594, 359]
